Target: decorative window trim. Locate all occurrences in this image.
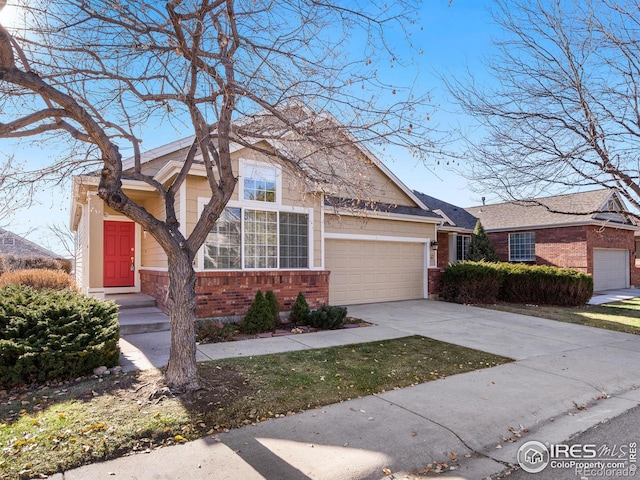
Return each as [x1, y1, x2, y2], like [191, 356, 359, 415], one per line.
[238, 159, 282, 206]
[509, 231, 536, 262]
[2, 236, 15, 246]
[197, 198, 314, 271]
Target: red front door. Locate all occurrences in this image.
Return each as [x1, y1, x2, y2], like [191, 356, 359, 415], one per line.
[104, 221, 135, 287]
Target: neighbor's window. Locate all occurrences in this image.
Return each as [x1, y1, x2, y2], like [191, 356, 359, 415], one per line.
[509, 232, 536, 262]
[456, 235, 471, 262]
[2, 237, 14, 245]
[203, 208, 241, 269]
[204, 207, 309, 270]
[243, 165, 277, 202]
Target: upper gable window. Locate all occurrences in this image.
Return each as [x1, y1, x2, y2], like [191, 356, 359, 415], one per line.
[243, 164, 278, 203]
[2, 237, 14, 246]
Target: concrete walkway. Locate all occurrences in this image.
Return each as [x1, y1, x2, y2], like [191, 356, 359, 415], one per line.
[65, 299, 640, 479]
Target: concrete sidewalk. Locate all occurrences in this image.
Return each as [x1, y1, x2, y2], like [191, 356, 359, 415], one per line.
[65, 300, 640, 479]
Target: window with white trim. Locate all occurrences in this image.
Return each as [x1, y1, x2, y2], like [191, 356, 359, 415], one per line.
[203, 208, 241, 269]
[2, 236, 14, 245]
[456, 235, 471, 262]
[202, 206, 310, 270]
[243, 165, 277, 202]
[509, 232, 536, 262]
[280, 212, 309, 268]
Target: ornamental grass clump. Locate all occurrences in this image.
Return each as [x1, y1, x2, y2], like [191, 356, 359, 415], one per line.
[0, 268, 77, 291]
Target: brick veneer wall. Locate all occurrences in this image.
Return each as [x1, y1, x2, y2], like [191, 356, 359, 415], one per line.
[486, 225, 636, 282]
[140, 269, 330, 318]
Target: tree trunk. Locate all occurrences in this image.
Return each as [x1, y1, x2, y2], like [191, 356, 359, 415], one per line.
[164, 250, 199, 391]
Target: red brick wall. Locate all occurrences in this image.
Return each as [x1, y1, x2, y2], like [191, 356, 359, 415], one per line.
[428, 268, 442, 295]
[140, 269, 329, 318]
[486, 225, 636, 280]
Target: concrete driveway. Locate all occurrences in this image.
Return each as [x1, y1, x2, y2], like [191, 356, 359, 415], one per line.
[87, 299, 640, 480]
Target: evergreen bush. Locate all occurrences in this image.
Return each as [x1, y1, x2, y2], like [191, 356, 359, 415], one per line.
[467, 220, 499, 262]
[240, 290, 275, 334]
[0, 285, 120, 387]
[440, 261, 593, 306]
[440, 261, 504, 304]
[306, 305, 348, 330]
[290, 291, 310, 325]
[265, 290, 280, 323]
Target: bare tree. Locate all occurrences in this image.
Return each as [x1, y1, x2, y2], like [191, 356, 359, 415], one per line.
[0, 0, 434, 390]
[446, 0, 640, 217]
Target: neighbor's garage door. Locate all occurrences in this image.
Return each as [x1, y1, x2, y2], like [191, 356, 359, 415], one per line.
[593, 248, 629, 291]
[325, 239, 425, 305]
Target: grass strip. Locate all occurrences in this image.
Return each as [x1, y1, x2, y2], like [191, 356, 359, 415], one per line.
[484, 298, 640, 335]
[0, 335, 512, 479]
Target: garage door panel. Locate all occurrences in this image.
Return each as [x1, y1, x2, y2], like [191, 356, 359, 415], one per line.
[593, 248, 629, 291]
[326, 239, 425, 305]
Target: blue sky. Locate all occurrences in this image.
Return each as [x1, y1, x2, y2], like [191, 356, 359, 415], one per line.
[1, 0, 496, 254]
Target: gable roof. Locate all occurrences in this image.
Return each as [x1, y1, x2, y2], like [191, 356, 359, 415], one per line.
[413, 190, 477, 231]
[118, 107, 429, 211]
[0, 227, 63, 258]
[464, 189, 637, 231]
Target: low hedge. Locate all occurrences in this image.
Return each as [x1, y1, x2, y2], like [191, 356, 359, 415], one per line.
[440, 261, 504, 304]
[0, 285, 120, 387]
[441, 261, 593, 306]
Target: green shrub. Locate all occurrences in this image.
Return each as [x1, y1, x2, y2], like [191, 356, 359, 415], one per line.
[196, 320, 239, 343]
[496, 263, 593, 306]
[306, 305, 348, 330]
[290, 291, 310, 325]
[0, 285, 120, 388]
[0, 268, 77, 291]
[440, 261, 504, 304]
[240, 290, 275, 334]
[0, 254, 72, 274]
[440, 261, 593, 306]
[265, 290, 280, 323]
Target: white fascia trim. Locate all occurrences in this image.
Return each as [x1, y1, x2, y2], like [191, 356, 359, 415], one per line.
[122, 135, 196, 171]
[433, 209, 455, 227]
[74, 175, 156, 192]
[324, 232, 429, 244]
[179, 182, 187, 236]
[328, 208, 442, 225]
[153, 161, 211, 184]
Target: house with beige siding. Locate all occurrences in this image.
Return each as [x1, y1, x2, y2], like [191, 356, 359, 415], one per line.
[70, 125, 446, 317]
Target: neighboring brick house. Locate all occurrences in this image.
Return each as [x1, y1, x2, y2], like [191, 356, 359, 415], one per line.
[465, 189, 639, 292]
[0, 227, 63, 259]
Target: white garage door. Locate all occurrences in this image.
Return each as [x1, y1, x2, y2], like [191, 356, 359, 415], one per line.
[325, 239, 425, 305]
[593, 248, 629, 291]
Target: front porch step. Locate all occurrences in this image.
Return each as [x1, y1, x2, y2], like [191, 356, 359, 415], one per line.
[106, 293, 157, 310]
[106, 293, 171, 335]
[118, 307, 171, 335]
